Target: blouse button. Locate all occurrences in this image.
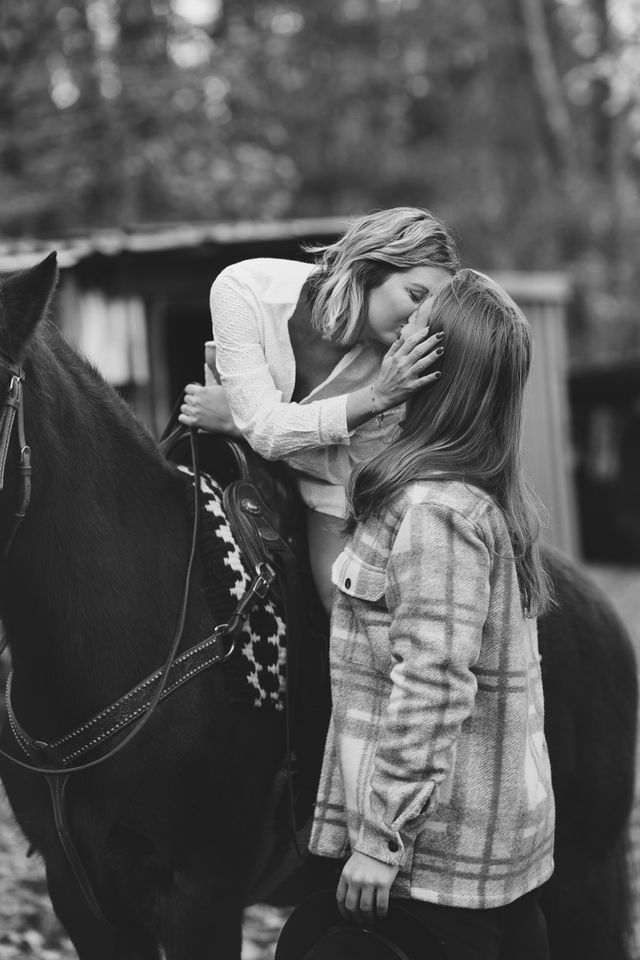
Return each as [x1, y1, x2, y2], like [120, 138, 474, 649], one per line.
[387, 840, 399, 853]
[344, 577, 351, 589]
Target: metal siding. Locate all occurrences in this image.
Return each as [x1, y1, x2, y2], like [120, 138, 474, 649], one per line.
[495, 276, 578, 556]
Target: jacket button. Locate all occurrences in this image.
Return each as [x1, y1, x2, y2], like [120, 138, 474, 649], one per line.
[387, 840, 399, 853]
[344, 577, 351, 589]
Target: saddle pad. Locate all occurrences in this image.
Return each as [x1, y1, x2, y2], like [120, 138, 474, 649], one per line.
[179, 466, 287, 711]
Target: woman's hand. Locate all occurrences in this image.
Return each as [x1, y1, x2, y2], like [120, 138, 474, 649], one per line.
[336, 852, 400, 927]
[373, 322, 444, 411]
[178, 383, 240, 436]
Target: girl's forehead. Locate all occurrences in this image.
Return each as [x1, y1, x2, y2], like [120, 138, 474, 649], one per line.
[430, 275, 453, 297]
[416, 276, 451, 318]
[387, 264, 450, 288]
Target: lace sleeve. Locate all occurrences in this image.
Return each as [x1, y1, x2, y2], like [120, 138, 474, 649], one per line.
[210, 271, 351, 461]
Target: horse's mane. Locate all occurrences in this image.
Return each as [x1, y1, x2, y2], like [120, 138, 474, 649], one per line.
[26, 318, 174, 476]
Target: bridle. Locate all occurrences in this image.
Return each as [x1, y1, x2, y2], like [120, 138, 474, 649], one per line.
[0, 361, 275, 927]
[0, 372, 205, 923]
[0, 351, 31, 561]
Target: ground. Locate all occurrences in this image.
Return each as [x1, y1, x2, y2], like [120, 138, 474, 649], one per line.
[1, 563, 639, 960]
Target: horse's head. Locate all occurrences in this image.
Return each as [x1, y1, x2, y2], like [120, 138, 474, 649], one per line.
[0, 253, 58, 556]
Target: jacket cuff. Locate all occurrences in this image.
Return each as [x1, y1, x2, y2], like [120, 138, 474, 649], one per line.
[353, 820, 406, 867]
[318, 394, 350, 445]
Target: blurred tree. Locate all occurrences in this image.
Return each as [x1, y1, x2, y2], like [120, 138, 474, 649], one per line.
[0, 0, 638, 359]
[513, 0, 640, 357]
[0, 0, 83, 233]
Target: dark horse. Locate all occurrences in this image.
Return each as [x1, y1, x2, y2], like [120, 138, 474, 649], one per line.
[0, 254, 637, 959]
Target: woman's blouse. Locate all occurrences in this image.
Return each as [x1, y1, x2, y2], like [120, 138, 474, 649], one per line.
[209, 258, 403, 516]
[309, 479, 555, 908]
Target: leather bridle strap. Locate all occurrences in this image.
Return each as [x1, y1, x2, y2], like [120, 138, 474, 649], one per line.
[0, 355, 31, 561]
[45, 773, 111, 927]
[0, 354, 30, 659]
[4, 562, 274, 766]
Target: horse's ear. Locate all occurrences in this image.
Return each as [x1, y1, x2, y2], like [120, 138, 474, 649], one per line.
[0, 252, 59, 359]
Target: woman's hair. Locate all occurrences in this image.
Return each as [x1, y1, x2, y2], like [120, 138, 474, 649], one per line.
[306, 207, 459, 346]
[346, 268, 553, 617]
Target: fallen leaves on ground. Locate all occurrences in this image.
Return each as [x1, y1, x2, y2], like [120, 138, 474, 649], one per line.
[0, 792, 288, 959]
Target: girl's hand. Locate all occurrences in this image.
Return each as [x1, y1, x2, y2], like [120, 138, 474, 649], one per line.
[178, 383, 240, 436]
[374, 323, 444, 411]
[336, 852, 400, 928]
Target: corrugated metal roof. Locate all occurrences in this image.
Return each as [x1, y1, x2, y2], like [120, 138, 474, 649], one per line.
[0, 218, 574, 305]
[0, 216, 350, 271]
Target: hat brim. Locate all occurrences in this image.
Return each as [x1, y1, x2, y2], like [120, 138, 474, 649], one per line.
[274, 889, 445, 960]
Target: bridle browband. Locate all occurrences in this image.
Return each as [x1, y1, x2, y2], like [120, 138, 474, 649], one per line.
[0, 351, 31, 561]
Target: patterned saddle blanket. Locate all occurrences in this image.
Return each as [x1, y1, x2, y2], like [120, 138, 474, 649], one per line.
[179, 465, 287, 711]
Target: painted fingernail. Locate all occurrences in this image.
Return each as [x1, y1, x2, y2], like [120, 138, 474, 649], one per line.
[436, 347, 444, 355]
[435, 371, 442, 379]
[436, 332, 445, 340]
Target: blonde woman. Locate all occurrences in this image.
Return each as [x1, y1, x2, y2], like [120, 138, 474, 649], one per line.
[308, 269, 555, 959]
[179, 208, 459, 611]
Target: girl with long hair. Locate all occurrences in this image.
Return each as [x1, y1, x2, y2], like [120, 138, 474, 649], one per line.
[178, 208, 459, 611]
[308, 269, 555, 959]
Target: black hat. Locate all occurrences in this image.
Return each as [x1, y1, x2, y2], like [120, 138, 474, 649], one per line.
[274, 890, 446, 960]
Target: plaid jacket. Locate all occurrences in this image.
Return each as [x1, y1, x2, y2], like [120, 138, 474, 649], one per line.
[309, 480, 555, 908]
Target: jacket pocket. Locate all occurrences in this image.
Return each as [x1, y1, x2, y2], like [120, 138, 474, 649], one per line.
[332, 548, 386, 602]
[331, 549, 390, 672]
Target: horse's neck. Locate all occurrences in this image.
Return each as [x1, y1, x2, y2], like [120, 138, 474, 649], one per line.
[2, 347, 196, 729]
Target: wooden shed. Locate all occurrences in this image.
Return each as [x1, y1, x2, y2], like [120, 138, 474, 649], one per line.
[0, 219, 578, 556]
[494, 271, 577, 557]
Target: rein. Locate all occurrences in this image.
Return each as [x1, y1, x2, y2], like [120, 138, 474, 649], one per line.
[0, 368, 274, 925]
[0, 427, 206, 778]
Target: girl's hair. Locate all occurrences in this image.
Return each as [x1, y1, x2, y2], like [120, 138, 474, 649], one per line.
[346, 268, 553, 617]
[306, 207, 459, 346]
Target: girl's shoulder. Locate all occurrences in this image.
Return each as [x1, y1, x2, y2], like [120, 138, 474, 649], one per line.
[213, 258, 315, 295]
[345, 481, 508, 564]
[389, 479, 507, 537]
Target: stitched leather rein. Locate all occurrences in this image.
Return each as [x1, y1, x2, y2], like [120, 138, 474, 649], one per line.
[0, 362, 275, 926]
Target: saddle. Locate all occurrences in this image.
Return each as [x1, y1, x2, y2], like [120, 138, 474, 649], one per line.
[159, 420, 330, 825]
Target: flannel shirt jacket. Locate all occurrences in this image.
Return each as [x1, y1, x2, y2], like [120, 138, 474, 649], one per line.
[309, 480, 555, 908]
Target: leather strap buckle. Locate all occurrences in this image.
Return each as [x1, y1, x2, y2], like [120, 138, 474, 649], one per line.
[253, 561, 275, 598]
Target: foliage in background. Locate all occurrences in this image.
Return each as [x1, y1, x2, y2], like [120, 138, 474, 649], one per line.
[1, 0, 639, 360]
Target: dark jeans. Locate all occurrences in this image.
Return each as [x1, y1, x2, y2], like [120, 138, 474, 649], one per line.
[397, 887, 550, 960]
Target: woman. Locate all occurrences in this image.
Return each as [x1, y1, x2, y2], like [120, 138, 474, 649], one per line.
[307, 269, 555, 959]
[179, 207, 458, 611]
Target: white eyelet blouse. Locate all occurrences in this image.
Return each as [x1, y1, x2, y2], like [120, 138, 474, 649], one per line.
[209, 258, 403, 518]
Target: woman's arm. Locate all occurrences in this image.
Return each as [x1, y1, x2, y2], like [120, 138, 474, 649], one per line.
[206, 270, 352, 459]
[179, 382, 385, 483]
[182, 269, 442, 460]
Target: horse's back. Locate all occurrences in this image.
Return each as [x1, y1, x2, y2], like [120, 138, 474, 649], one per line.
[539, 546, 638, 959]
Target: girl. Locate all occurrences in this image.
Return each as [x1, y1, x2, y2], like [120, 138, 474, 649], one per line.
[308, 269, 555, 959]
[179, 207, 459, 611]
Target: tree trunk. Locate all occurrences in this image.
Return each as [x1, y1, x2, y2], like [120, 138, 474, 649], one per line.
[516, 0, 579, 175]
